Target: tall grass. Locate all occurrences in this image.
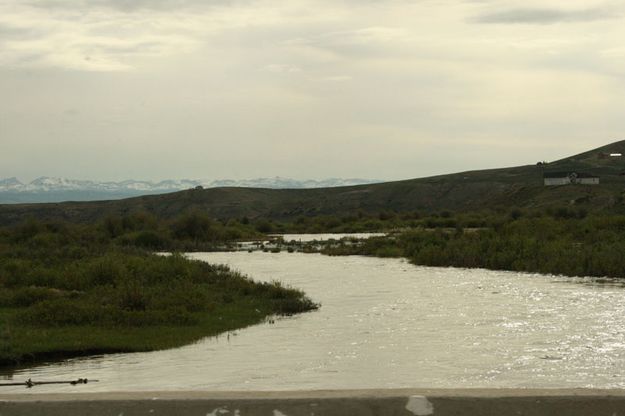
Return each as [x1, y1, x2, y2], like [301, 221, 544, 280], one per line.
[322, 210, 625, 279]
[0, 219, 317, 367]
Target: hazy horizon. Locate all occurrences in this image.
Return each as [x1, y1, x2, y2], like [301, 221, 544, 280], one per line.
[3, 138, 620, 185]
[0, 175, 380, 184]
[2, 0, 625, 182]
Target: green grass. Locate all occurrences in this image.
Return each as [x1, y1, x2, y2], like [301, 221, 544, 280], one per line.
[0, 299, 281, 366]
[0, 267, 317, 367]
[321, 212, 625, 279]
[0, 223, 318, 367]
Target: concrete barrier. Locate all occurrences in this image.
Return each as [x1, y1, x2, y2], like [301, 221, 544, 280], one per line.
[3, 389, 625, 415]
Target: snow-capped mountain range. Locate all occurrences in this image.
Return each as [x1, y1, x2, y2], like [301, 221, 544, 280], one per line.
[0, 176, 380, 203]
[0, 176, 378, 192]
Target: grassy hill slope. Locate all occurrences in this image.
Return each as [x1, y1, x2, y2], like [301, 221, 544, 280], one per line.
[2, 141, 625, 225]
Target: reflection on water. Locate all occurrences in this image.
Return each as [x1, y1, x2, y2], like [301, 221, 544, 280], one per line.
[3, 252, 625, 393]
[232, 233, 386, 252]
[273, 233, 387, 242]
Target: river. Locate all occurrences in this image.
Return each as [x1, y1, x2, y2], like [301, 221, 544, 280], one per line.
[3, 251, 625, 393]
[273, 233, 387, 242]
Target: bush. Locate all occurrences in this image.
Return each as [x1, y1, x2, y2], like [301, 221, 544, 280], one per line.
[255, 220, 273, 233]
[5, 287, 61, 307]
[130, 230, 168, 249]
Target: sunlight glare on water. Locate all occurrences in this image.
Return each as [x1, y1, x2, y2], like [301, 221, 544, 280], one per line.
[3, 251, 625, 393]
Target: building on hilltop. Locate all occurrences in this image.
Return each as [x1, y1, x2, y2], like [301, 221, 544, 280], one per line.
[543, 172, 599, 186]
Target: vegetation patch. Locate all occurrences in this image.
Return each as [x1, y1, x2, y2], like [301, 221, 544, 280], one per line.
[0, 220, 317, 367]
[321, 208, 625, 278]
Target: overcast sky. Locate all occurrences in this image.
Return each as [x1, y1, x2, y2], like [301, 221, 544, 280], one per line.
[2, 0, 625, 182]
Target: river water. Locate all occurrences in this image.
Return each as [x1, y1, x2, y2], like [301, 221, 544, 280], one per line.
[3, 251, 625, 393]
[273, 233, 387, 242]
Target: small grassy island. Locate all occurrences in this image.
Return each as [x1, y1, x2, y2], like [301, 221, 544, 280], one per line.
[0, 218, 317, 367]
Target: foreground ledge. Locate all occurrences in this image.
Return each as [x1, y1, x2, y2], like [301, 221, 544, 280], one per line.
[3, 388, 625, 415]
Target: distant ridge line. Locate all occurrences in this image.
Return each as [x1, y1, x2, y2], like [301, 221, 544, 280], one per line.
[0, 177, 381, 204]
[2, 140, 625, 221]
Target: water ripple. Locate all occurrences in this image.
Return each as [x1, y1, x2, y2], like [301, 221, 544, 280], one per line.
[3, 252, 625, 393]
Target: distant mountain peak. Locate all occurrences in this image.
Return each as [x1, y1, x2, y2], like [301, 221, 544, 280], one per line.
[0, 177, 23, 190]
[0, 177, 22, 185]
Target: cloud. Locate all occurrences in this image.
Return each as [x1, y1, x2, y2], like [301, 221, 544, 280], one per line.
[0, 1, 223, 71]
[473, 6, 618, 24]
[262, 64, 302, 73]
[283, 26, 413, 59]
[288, 26, 411, 47]
[24, 0, 237, 12]
[0, 22, 39, 38]
[0, 0, 312, 71]
[320, 75, 352, 82]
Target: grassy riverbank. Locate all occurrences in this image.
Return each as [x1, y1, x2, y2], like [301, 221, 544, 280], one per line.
[322, 210, 625, 278]
[0, 220, 317, 367]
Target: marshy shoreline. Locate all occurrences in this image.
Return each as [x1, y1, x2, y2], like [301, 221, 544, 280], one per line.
[0, 217, 318, 368]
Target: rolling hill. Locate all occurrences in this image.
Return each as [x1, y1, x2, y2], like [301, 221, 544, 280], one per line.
[2, 141, 625, 225]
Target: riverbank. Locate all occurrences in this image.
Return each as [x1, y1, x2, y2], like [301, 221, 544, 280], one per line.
[321, 214, 625, 279]
[3, 389, 625, 416]
[0, 221, 318, 368]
